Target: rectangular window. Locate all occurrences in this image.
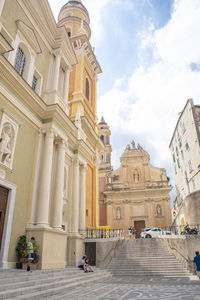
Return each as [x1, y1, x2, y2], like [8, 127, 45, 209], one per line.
[185, 140, 190, 151]
[32, 75, 37, 91]
[182, 122, 186, 134]
[181, 150, 184, 160]
[14, 47, 26, 76]
[177, 158, 180, 168]
[188, 160, 193, 172]
[192, 178, 196, 190]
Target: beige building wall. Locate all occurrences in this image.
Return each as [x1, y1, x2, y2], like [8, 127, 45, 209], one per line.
[170, 99, 200, 227]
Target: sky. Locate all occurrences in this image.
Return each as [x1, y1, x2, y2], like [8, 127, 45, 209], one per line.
[48, 0, 200, 205]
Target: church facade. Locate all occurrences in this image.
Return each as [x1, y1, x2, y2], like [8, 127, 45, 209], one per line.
[104, 141, 172, 237]
[0, 0, 102, 269]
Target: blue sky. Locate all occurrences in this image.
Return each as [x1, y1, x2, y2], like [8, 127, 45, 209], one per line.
[48, 0, 200, 205]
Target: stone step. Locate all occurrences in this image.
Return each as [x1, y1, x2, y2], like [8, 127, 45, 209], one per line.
[109, 270, 190, 275]
[107, 239, 193, 278]
[0, 269, 105, 289]
[0, 269, 111, 300]
[0, 268, 81, 279]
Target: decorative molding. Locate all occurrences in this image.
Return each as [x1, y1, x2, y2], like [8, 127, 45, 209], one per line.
[123, 199, 130, 204]
[16, 20, 42, 54]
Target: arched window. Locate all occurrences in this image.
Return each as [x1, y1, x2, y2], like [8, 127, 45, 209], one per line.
[133, 170, 139, 183]
[85, 77, 90, 100]
[100, 135, 104, 144]
[66, 28, 71, 37]
[14, 47, 26, 76]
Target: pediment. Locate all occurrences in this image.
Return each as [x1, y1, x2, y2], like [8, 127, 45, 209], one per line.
[16, 20, 42, 54]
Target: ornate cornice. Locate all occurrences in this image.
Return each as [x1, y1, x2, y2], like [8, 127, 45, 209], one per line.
[70, 34, 102, 75]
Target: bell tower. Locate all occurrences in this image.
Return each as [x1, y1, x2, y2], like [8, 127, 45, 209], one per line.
[98, 117, 112, 226]
[58, 1, 103, 240]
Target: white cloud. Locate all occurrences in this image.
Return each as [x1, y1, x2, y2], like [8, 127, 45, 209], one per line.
[98, 0, 200, 200]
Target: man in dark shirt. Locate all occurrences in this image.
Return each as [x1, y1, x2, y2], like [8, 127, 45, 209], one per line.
[193, 251, 200, 279]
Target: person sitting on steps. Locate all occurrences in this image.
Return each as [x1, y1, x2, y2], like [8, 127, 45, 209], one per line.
[78, 255, 94, 273]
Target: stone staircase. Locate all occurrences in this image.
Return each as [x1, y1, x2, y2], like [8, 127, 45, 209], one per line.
[0, 267, 111, 299]
[108, 239, 195, 278]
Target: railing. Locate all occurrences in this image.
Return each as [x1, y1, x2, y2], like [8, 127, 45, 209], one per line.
[163, 224, 200, 235]
[83, 228, 124, 239]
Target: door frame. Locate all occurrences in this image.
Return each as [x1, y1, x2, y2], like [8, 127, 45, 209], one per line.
[134, 220, 145, 238]
[0, 178, 16, 268]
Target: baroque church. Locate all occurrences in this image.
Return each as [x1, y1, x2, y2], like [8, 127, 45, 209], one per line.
[98, 119, 172, 237]
[0, 0, 103, 269]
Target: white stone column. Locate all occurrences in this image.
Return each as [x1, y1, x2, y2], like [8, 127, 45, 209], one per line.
[52, 139, 66, 228]
[63, 67, 70, 102]
[71, 157, 80, 233]
[29, 129, 43, 225]
[79, 163, 87, 233]
[53, 51, 61, 91]
[36, 129, 54, 226]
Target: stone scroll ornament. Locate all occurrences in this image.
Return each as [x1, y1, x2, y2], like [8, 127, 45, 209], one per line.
[0, 114, 18, 168]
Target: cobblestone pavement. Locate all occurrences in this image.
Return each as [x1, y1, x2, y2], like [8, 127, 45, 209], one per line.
[48, 276, 200, 300]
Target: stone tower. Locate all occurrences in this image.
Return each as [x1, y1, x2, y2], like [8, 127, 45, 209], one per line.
[98, 117, 112, 225]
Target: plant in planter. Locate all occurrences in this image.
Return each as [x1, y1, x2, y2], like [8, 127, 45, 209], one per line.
[15, 235, 39, 270]
[15, 235, 27, 266]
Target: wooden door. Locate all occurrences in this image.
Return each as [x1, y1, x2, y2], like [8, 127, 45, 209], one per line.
[134, 220, 145, 238]
[0, 186, 9, 250]
[85, 242, 96, 266]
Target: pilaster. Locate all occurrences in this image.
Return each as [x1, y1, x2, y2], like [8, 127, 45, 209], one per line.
[36, 129, 54, 227]
[51, 139, 66, 229]
[71, 157, 80, 233]
[79, 163, 87, 233]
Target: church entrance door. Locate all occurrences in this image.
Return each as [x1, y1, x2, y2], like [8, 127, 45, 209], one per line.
[0, 186, 9, 250]
[134, 220, 145, 238]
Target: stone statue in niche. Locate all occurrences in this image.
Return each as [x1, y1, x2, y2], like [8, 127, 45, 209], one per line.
[116, 207, 121, 220]
[133, 170, 139, 183]
[131, 140, 135, 149]
[0, 122, 15, 166]
[156, 204, 162, 217]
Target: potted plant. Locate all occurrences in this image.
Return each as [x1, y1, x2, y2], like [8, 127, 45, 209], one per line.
[15, 235, 39, 270]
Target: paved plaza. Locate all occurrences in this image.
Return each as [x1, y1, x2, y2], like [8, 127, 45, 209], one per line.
[46, 276, 200, 300]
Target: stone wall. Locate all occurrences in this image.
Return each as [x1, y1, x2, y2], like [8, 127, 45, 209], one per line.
[85, 238, 124, 268]
[161, 236, 200, 273]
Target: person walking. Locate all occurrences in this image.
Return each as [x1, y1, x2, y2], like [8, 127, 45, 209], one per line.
[193, 250, 200, 279]
[26, 237, 35, 272]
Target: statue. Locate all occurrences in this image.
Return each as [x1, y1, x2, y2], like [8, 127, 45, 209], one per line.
[156, 204, 162, 216]
[0, 123, 13, 165]
[131, 140, 135, 149]
[137, 143, 143, 150]
[125, 144, 131, 151]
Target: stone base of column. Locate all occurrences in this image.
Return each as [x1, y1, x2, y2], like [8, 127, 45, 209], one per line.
[67, 233, 84, 267]
[26, 227, 67, 269]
